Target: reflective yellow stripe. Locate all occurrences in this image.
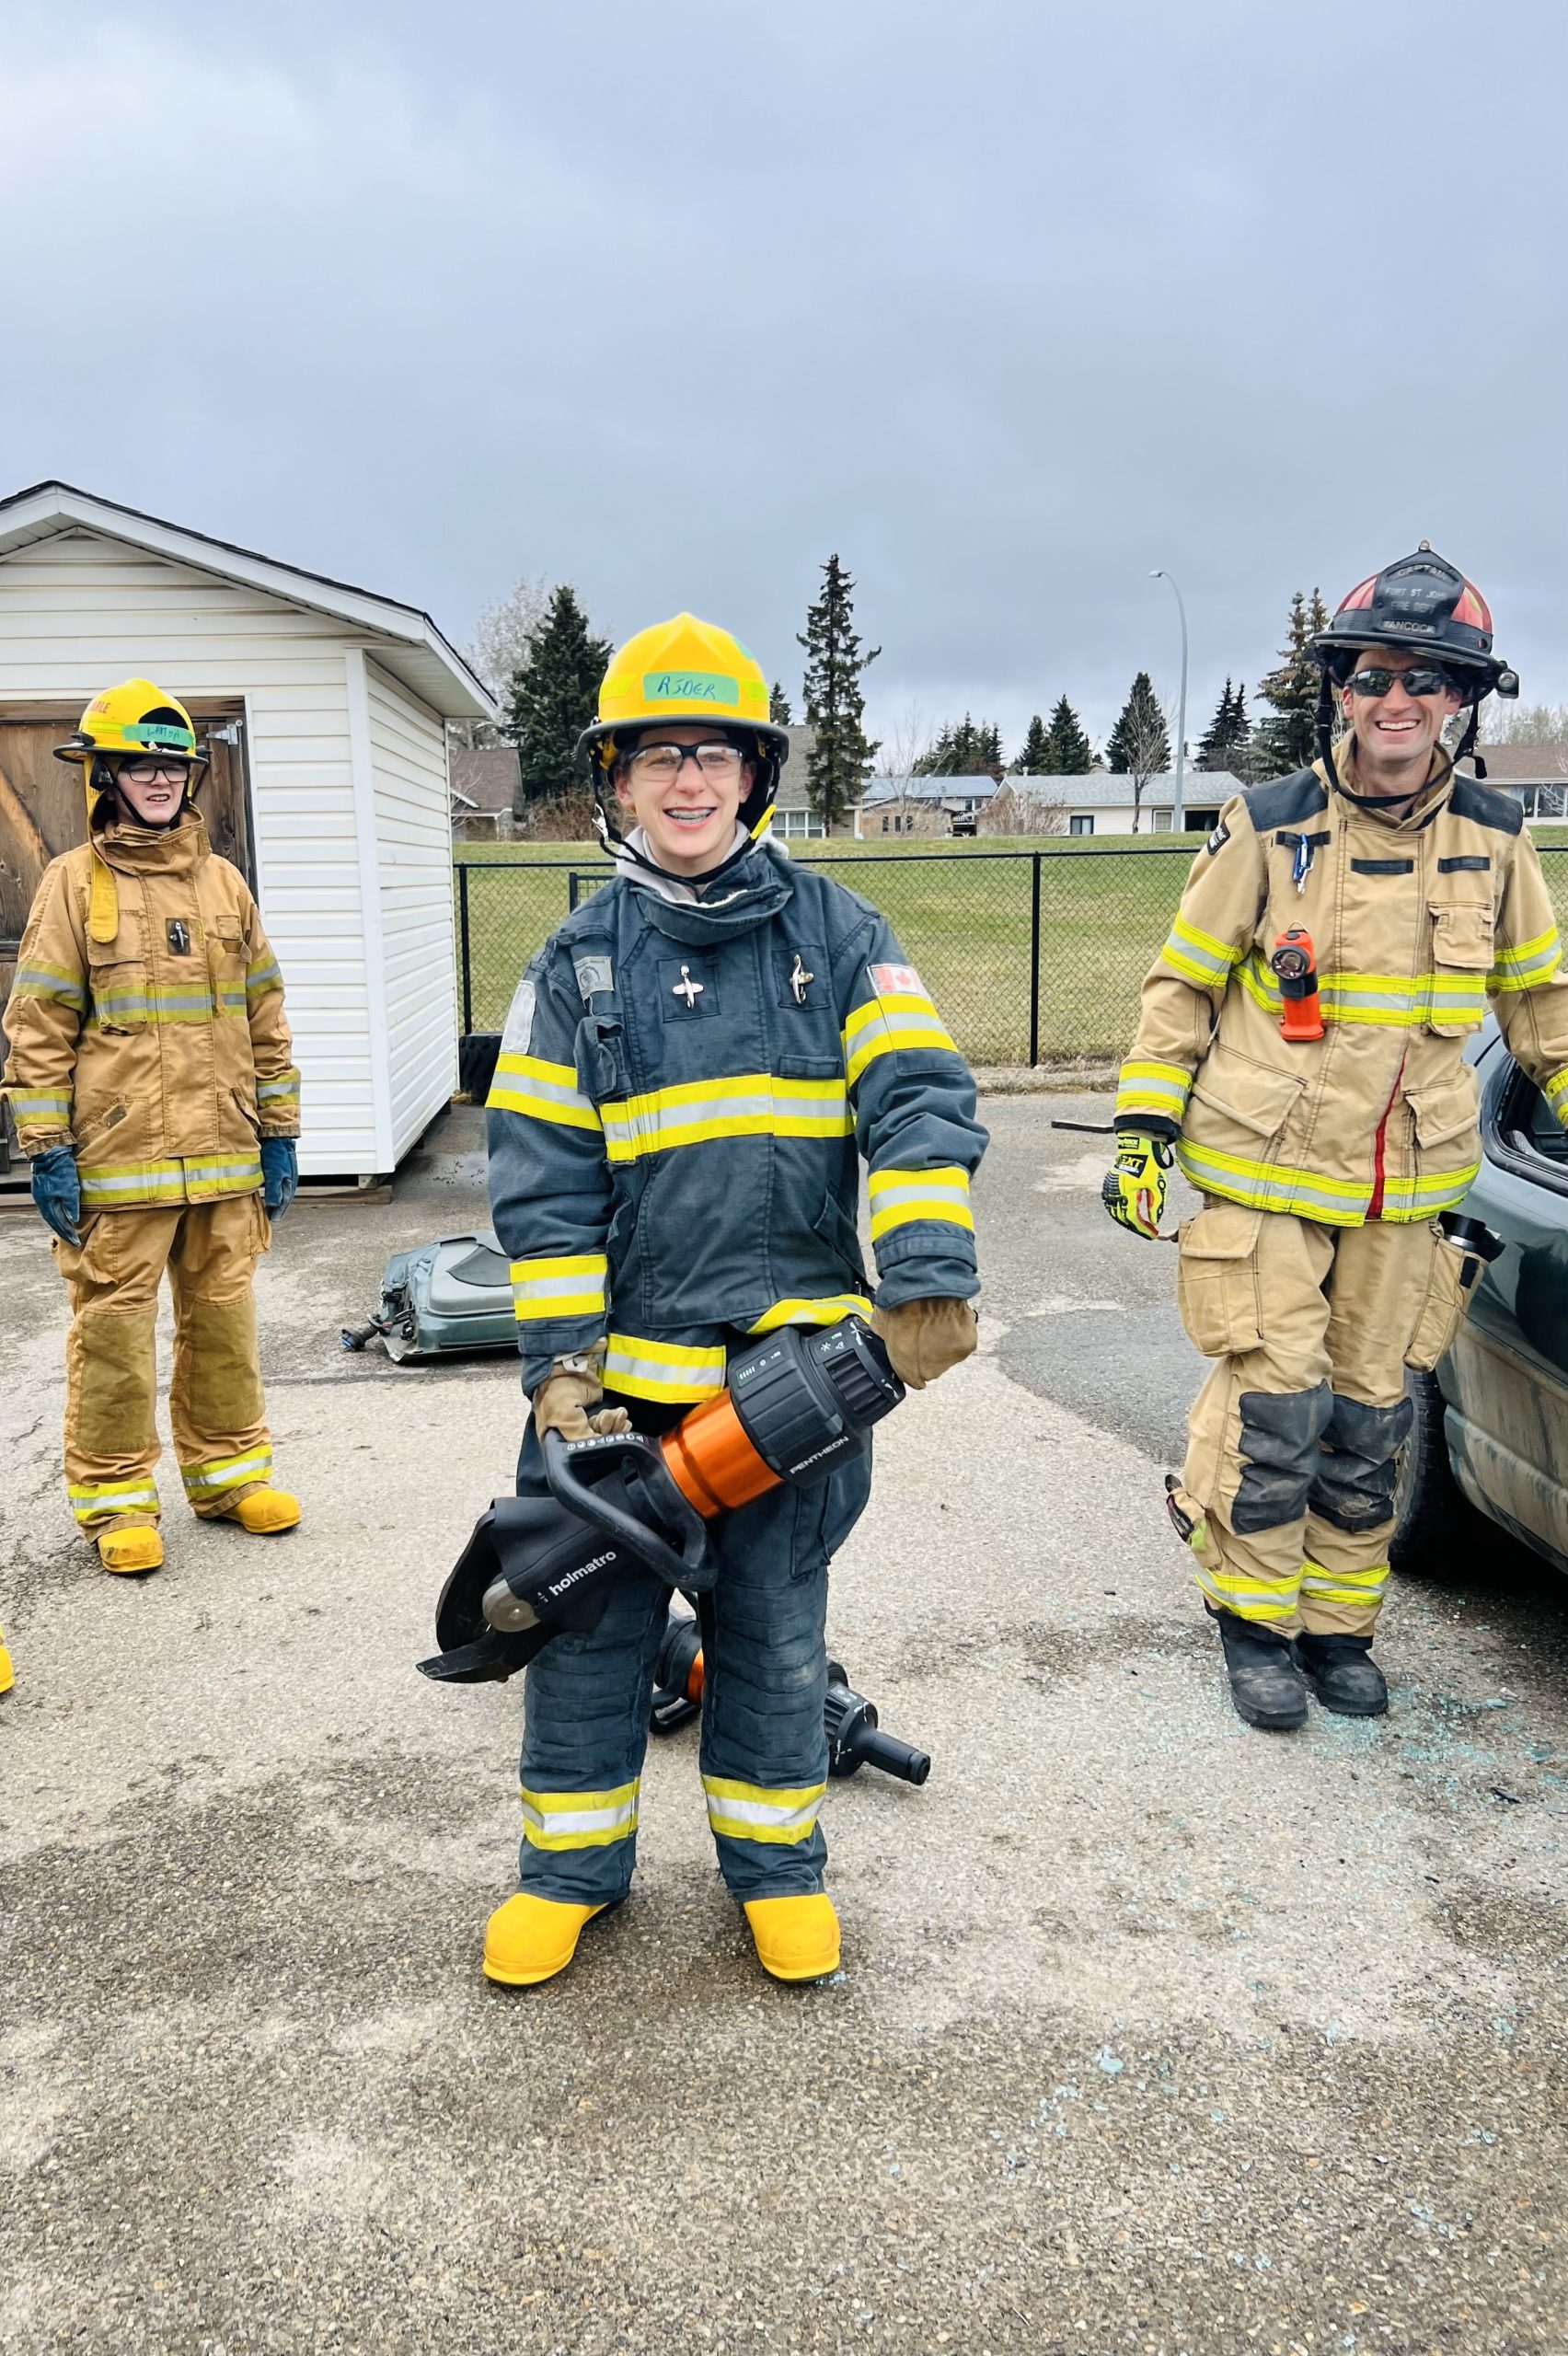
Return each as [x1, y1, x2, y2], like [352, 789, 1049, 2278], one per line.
[78, 1155, 262, 1206]
[1159, 915, 1240, 987]
[867, 1163, 974, 1240]
[701, 1773, 826, 1846]
[487, 1051, 602, 1131]
[604, 1332, 727, 1402]
[68, 1474, 161, 1525]
[181, 1447, 273, 1496]
[1299, 1558, 1389, 1607]
[7, 1090, 72, 1122]
[1191, 1563, 1299, 1623]
[11, 961, 86, 1009]
[1544, 1069, 1568, 1126]
[1492, 925, 1562, 991]
[842, 992, 958, 1087]
[1113, 1059, 1192, 1119]
[599, 1074, 851, 1164]
[510, 1253, 608, 1321]
[748, 1293, 873, 1332]
[256, 1067, 301, 1108]
[1175, 1139, 1371, 1226]
[521, 1780, 640, 1851]
[1238, 951, 1489, 1027]
[1378, 1161, 1481, 1222]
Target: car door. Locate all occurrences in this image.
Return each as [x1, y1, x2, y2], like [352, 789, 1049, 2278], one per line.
[1441, 1038, 1568, 1571]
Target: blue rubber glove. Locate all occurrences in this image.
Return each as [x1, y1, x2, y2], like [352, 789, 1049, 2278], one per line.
[259, 1137, 298, 1220]
[30, 1145, 81, 1245]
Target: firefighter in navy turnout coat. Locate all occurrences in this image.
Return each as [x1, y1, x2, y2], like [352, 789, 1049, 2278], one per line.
[481, 616, 987, 1988]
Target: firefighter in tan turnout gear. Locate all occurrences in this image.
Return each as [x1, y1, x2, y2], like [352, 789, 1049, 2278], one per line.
[2, 679, 303, 1576]
[1107, 548, 1568, 1727]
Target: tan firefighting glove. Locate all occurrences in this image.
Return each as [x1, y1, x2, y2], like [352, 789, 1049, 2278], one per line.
[532, 1357, 633, 1441]
[870, 1297, 979, 1390]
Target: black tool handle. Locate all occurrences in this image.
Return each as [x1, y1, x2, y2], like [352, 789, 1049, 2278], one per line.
[540, 1430, 710, 1585]
[851, 1727, 932, 1785]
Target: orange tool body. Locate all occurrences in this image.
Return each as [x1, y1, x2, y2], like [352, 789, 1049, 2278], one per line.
[1270, 925, 1325, 1042]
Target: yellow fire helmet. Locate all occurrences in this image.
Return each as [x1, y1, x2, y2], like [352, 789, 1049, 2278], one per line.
[54, 677, 209, 941]
[575, 614, 790, 845]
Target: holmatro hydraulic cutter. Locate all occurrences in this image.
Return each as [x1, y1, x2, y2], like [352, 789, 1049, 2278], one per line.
[419, 1316, 903, 1685]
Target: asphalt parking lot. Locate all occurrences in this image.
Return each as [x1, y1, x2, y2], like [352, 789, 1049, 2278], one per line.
[4, 1093, 1568, 2354]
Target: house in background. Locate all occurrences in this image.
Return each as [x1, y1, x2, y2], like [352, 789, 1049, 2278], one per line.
[1016, 771, 1243, 837]
[768, 724, 859, 840]
[0, 479, 494, 1182]
[450, 744, 521, 838]
[1455, 742, 1568, 825]
[856, 774, 1001, 837]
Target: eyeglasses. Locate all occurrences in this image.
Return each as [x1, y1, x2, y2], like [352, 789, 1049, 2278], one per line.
[1345, 665, 1457, 699]
[119, 757, 191, 784]
[626, 742, 744, 784]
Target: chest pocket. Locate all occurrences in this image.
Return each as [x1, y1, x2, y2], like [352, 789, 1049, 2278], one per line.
[86, 922, 149, 1033]
[776, 939, 831, 1012]
[207, 920, 248, 1011]
[658, 955, 721, 1022]
[1428, 900, 1494, 1036]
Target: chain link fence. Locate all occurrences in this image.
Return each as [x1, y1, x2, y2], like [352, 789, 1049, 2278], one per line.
[455, 842, 1568, 1069]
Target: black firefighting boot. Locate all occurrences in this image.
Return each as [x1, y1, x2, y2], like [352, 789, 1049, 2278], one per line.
[1295, 1631, 1389, 1718]
[1207, 1606, 1309, 1731]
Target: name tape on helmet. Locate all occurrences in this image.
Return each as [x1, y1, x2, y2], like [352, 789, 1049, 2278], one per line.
[642, 670, 738, 705]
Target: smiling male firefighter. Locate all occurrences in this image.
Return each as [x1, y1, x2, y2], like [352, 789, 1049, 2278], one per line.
[2, 678, 302, 1575]
[482, 614, 986, 1987]
[1106, 547, 1568, 1728]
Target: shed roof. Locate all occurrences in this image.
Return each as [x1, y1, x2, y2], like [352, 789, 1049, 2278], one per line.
[0, 479, 496, 722]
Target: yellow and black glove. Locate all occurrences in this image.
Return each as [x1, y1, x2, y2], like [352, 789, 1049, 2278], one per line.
[1101, 1129, 1173, 1241]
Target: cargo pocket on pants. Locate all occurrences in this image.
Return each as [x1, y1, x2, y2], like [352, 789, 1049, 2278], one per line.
[1404, 1233, 1471, 1372]
[1175, 1204, 1266, 1357]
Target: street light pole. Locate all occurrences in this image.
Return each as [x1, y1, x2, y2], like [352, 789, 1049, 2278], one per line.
[1151, 569, 1188, 833]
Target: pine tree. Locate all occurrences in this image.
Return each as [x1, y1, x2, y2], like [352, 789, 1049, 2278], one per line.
[1046, 694, 1091, 774]
[797, 555, 880, 827]
[916, 715, 1007, 777]
[1228, 681, 1252, 783]
[1253, 591, 1331, 779]
[502, 583, 615, 810]
[769, 681, 793, 725]
[1197, 678, 1237, 770]
[1013, 714, 1054, 774]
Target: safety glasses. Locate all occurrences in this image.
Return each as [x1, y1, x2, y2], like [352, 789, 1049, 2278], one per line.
[1345, 665, 1458, 700]
[119, 757, 191, 784]
[626, 742, 744, 783]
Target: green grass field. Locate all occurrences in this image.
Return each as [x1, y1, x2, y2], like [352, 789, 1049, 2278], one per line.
[454, 831, 1568, 1068]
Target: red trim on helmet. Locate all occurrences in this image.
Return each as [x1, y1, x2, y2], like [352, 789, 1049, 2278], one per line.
[1453, 583, 1492, 631]
[1337, 573, 1378, 614]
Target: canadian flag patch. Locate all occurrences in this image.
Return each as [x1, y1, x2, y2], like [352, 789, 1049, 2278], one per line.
[869, 961, 925, 999]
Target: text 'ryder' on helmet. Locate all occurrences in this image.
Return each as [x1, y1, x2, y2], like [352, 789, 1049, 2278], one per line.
[575, 613, 790, 846]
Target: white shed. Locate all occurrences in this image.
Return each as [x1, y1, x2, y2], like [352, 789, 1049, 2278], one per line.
[0, 481, 495, 1181]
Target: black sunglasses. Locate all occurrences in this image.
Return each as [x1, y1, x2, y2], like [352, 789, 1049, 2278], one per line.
[1345, 664, 1458, 699]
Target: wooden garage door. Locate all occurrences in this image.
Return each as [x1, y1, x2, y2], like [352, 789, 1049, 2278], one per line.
[0, 700, 255, 1005]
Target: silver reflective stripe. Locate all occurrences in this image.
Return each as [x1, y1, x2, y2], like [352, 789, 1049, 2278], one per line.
[183, 1452, 271, 1492]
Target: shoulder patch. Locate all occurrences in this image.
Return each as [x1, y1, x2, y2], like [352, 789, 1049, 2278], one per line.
[1205, 819, 1230, 857]
[572, 951, 614, 1002]
[1244, 768, 1330, 831]
[869, 960, 925, 999]
[500, 975, 537, 1054]
[1449, 776, 1525, 836]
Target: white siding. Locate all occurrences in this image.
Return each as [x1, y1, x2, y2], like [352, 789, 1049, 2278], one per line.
[0, 527, 379, 1174]
[363, 658, 457, 1160]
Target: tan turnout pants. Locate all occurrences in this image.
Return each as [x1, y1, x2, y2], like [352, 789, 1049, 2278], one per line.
[1171, 1204, 1472, 1636]
[54, 1195, 274, 1535]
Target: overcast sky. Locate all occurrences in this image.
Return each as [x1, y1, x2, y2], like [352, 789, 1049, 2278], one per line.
[4, 0, 1565, 754]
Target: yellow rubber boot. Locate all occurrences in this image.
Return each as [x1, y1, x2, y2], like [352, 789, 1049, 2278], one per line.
[222, 1487, 302, 1535]
[0, 1625, 13, 1693]
[98, 1525, 164, 1576]
[744, 1893, 841, 1983]
[483, 1893, 607, 1987]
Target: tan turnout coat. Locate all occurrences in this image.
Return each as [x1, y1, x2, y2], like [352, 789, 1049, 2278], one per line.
[3, 813, 300, 1210]
[1115, 749, 1568, 1226]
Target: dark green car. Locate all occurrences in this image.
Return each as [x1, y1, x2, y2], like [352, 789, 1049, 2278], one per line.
[1393, 1023, 1568, 1576]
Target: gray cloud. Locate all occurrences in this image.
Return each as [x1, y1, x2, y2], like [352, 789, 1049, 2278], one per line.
[3, 0, 1563, 750]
